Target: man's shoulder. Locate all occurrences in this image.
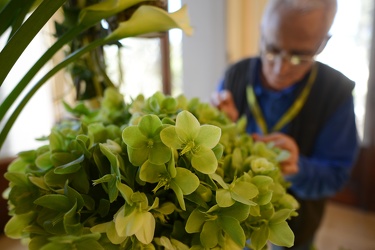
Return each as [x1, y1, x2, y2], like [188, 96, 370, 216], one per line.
[227, 57, 259, 72]
[315, 61, 355, 88]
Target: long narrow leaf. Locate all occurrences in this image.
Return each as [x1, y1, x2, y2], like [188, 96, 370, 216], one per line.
[0, 0, 155, 123]
[0, 0, 66, 86]
[0, 26, 83, 123]
[0, 0, 31, 36]
[7, 0, 35, 41]
[0, 38, 106, 150]
[0, 4, 193, 149]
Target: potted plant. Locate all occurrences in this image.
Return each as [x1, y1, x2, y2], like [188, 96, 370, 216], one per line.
[1, 1, 299, 249]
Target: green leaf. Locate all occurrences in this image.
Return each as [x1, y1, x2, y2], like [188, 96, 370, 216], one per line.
[75, 240, 105, 250]
[117, 181, 134, 205]
[169, 181, 186, 210]
[217, 216, 245, 248]
[200, 220, 219, 248]
[250, 224, 269, 250]
[29, 176, 49, 191]
[4, 172, 29, 185]
[40, 242, 71, 250]
[35, 151, 53, 170]
[63, 202, 83, 235]
[34, 194, 72, 212]
[212, 144, 223, 163]
[65, 185, 85, 210]
[185, 208, 206, 233]
[97, 199, 110, 218]
[270, 209, 293, 224]
[108, 178, 118, 203]
[0, 0, 66, 86]
[5, 211, 35, 239]
[220, 202, 250, 222]
[7, 158, 28, 172]
[54, 155, 84, 174]
[268, 221, 294, 248]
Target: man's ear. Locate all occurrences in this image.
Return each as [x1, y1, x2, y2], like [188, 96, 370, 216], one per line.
[316, 34, 332, 54]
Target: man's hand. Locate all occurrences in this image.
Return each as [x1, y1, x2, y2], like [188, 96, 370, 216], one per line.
[211, 90, 239, 122]
[253, 132, 300, 175]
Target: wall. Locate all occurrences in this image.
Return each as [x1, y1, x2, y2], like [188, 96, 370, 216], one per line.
[181, 0, 227, 103]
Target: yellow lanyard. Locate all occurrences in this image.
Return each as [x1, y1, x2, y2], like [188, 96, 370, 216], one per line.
[246, 64, 318, 135]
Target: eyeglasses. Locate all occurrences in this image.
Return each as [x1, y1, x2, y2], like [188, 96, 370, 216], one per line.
[261, 35, 331, 66]
[262, 50, 315, 66]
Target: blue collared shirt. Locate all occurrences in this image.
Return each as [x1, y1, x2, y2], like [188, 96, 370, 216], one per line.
[219, 64, 359, 200]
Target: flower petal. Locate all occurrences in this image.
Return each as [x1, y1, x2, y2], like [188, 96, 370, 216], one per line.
[127, 146, 149, 166]
[139, 161, 167, 183]
[106, 5, 193, 42]
[135, 212, 155, 244]
[122, 126, 147, 148]
[175, 111, 200, 141]
[172, 167, 199, 195]
[191, 147, 218, 174]
[125, 211, 144, 236]
[149, 143, 171, 165]
[138, 114, 163, 137]
[195, 125, 221, 149]
[160, 127, 183, 149]
[79, 0, 150, 26]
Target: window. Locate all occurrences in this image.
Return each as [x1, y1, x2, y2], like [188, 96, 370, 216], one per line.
[317, 0, 374, 140]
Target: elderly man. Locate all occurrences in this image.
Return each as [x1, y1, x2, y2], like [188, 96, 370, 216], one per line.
[213, 0, 359, 249]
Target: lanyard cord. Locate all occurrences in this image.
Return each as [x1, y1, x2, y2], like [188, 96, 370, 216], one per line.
[246, 64, 318, 135]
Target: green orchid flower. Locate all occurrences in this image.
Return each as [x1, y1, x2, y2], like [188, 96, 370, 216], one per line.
[122, 114, 171, 166]
[114, 192, 158, 245]
[106, 4, 193, 41]
[139, 155, 200, 210]
[160, 110, 221, 174]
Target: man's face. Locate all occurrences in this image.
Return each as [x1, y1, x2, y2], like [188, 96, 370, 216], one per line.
[260, 7, 329, 90]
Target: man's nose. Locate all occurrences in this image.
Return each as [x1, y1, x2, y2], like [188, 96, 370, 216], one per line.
[272, 54, 292, 75]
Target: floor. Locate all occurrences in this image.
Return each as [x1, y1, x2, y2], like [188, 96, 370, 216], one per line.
[0, 201, 374, 250]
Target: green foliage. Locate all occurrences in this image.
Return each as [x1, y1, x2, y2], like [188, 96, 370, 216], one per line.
[4, 88, 299, 249]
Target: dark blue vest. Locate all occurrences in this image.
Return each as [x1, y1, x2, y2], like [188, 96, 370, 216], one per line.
[223, 57, 354, 248]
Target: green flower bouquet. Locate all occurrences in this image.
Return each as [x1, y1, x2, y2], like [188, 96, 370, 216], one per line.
[3, 88, 299, 250]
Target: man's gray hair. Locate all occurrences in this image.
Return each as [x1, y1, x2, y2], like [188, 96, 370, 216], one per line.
[262, 0, 338, 31]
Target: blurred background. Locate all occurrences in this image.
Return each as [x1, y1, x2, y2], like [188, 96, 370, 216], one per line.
[1, 0, 375, 249]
